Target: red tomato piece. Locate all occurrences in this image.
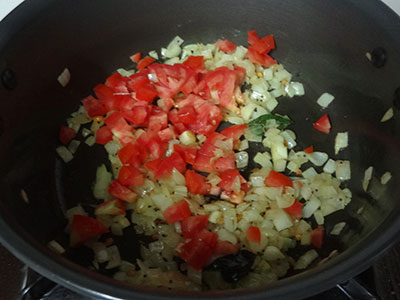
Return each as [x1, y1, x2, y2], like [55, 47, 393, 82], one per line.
[218, 169, 247, 192]
[104, 112, 134, 145]
[183, 56, 204, 70]
[135, 83, 158, 103]
[246, 226, 261, 244]
[70, 215, 109, 247]
[144, 158, 162, 173]
[93, 84, 118, 112]
[127, 73, 150, 92]
[117, 95, 136, 111]
[216, 39, 237, 53]
[284, 201, 303, 218]
[214, 240, 240, 255]
[59, 126, 76, 145]
[158, 127, 175, 142]
[181, 215, 209, 239]
[153, 152, 186, 180]
[261, 35, 275, 51]
[95, 126, 113, 145]
[313, 114, 331, 134]
[193, 153, 214, 173]
[220, 124, 248, 141]
[185, 170, 210, 195]
[105, 72, 125, 88]
[234, 65, 246, 85]
[118, 166, 144, 187]
[177, 229, 218, 270]
[163, 199, 191, 224]
[304, 146, 314, 154]
[250, 35, 275, 54]
[311, 225, 325, 248]
[173, 144, 198, 165]
[178, 106, 197, 125]
[137, 56, 156, 71]
[265, 170, 293, 188]
[214, 152, 236, 173]
[247, 30, 260, 45]
[246, 47, 277, 67]
[117, 143, 144, 167]
[94, 198, 126, 216]
[82, 95, 108, 117]
[130, 52, 141, 63]
[124, 104, 150, 126]
[108, 180, 138, 203]
[148, 109, 168, 132]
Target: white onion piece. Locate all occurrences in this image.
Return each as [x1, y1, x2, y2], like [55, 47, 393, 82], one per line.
[381, 171, 392, 185]
[47, 240, 66, 254]
[93, 164, 112, 200]
[57, 68, 70, 87]
[334, 132, 348, 154]
[264, 246, 285, 261]
[308, 152, 328, 167]
[85, 136, 96, 146]
[313, 210, 324, 225]
[187, 266, 202, 285]
[254, 152, 272, 168]
[238, 139, 249, 151]
[148, 50, 159, 59]
[302, 167, 317, 179]
[56, 146, 73, 163]
[274, 159, 287, 172]
[272, 209, 293, 231]
[362, 166, 373, 192]
[179, 130, 196, 145]
[209, 211, 222, 223]
[381, 107, 394, 122]
[303, 197, 321, 218]
[323, 159, 336, 174]
[235, 151, 249, 168]
[335, 160, 351, 181]
[317, 93, 334, 108]
[104, 141, 121, 156]
[330, 222, 346, 235]
[217, 228, 238, 245]
[68, 139, 81, 154]
[105, 246, 122, 269]
[117, 68, 135, 77]
[281, 130, 297, 149]
[294, 250, 318, 270]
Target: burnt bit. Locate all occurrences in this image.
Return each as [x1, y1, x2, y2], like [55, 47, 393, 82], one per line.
[1, 68, 17, 90]
[369, 47, 387, 68]
[208, 250, 256, 283]
[393, 87, 400, 110]
[240, 82, 252, 93]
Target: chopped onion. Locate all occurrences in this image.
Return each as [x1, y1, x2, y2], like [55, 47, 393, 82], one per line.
[235, 151, 249, 168]
[334, 132, 348, 154]
[381, 107, 394, 122]
[57, 68, 71, 87]
[280, 130, 297, 149]
[85, 136, 96, 146]
[187, 266, 202, 285]
[308, 151, 328, 167]
[93, 164, 112, 199]
[238, 139, 249, 151]
[105, 245, 121, 269]
[330, 222, 346, 235]
[335, 160, 351, 181]
[68, 139, 81, 154]
[209, 211, 222, 223]
[303, 197, 321, 218]
[313, 210, 324, 225]
[117, 68, 135, 77]
[317, 93, 334, 108]
[254, 152, 272, 168]
[56, 146, 73, 163]
[179, 130, 196, 145]
[47, 240, 66, 254]
[381, 171, 392, 185]
[148, 50, 159, 60]
[323, 159, 336, 174]
[104, 141, 121, 156]
[264, 246, 285, 261]
[302, 167, 317, 179]
[272, 209, 293, 231]
[294, 249, 318, 270]
[217, 228, 238, 245]
[362, 166, 373, 192]
[163, 36, 184, 58]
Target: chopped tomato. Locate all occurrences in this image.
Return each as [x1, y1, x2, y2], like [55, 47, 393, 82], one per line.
[137, 56, 156, 71]
[59, 126, 76, 145]
[158, 127, 175, 142]
[144, 158, 162, 174]
[214, 240, 239, 255]
[265, 170, 293, 188]
[284, 201, 303, 218]
[82, 95, 108, 117]
[218, 169, 247, 192]
[304, 146, 314, 154]
[124, 104, 150, 126]
[185, 170, 210, 195]
[95, 198, 126, 216]
[234, 65, 246, 85]
[135, 83, 158, 103]
[178, 106, 197, 125]
[104, 112, 134, 143]
[214, 152, 236, 173]
[136, 131, 167, 160]
[216, 39, 237, 53]
[247, 30, 259, 45]
[183, 56, 204, 70]
[311, 225, 325, 248]
[313, 114, 331, 134]
[246, 47, 277, 67]
[250, 35, 275, 54]
[246, 226, 261, 244]
[173, 144, 197, 165]
[193, 152, 214, 173]
[70, 215, 109, 247]
[177, 229, 218, 270]
[130, 52, 141, 63]
[127, 73, 150, 92]
[118, 166, 144, 187]
[163, 199, 191, 224]
[108, 180, 138, 203]
[95, 126, 113, 145]
[148, 108, 168, 132]
[220, 124, 248, 141]
[154, 152, 186, 180]
[181, 215, 209, 239]
[118, 143, 146, 167]
[105, 72, 125, 89]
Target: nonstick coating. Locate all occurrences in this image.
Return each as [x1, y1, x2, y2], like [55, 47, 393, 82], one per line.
[0, 0, 399, 299]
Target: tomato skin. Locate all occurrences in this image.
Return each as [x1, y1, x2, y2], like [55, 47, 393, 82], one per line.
[183, 56, 204, 70]
[137, 56, 156, 71]
[216, 39, 237, 53]
[117, 143, 146, 167]
[136, 131, 167, 160]
[163, 199, 191, 224]
[135, 83, 158, 103]
[304, 146, 314, 154]
[284, 201, 303, 218]
[178, 106, 197, 125]
[177, 229, 218, 270]
[174, 144, 197, 165]
[181, 215, 209, 239]
[124, 104, 150, 126]
[313, 114, 331, 134]
[247, 30, 259, 45]
[311, 225, 325, 248]
[95, 126, 113, 145]
[220, 124, 248, 141]
[82, 95, 108, 117]
[265, 170, 293, 188]
[185, 170, 210, 195]
[70, 215, 109, 247]
[95, 198, 126, 216]
[59, 126, 76, 145]
[246, 226, 261, 244]
[130, 52, 141, 63]
[108, 180, 138, 203]
[118, 166, 144, 187]
[214, 240, 239, 255]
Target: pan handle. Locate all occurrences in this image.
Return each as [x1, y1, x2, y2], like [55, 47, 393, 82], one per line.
[336, 278, 381, 300]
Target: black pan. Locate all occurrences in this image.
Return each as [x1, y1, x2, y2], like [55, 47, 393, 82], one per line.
[0, 0, 399, 299]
